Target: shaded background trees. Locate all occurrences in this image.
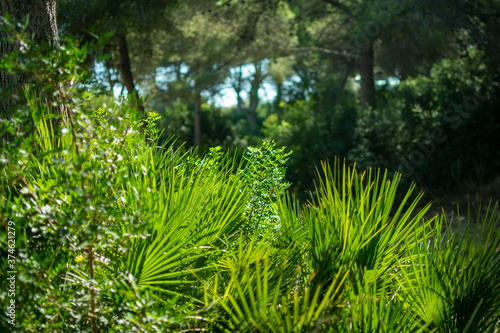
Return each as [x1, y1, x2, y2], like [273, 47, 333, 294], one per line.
[51, 0, 500, 202]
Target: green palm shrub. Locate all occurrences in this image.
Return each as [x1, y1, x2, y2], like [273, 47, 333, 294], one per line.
[397, 204, 500, 332]
[279, 159, 433, 289]
[334, 267, 427, 332]
[204, 236, 349, 332]
[119, 150, 249, 289]
[205, 159, 436, 332]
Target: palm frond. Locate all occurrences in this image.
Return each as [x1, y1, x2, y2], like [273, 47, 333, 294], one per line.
[397, 203, 500, 332]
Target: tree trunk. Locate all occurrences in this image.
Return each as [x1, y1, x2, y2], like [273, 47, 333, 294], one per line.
[232, 66, 244, 115]
[194, 89, 202, 146]
[359, 41, 376, 109]
[236, 93, 244, 115]
[0, 0, 59, 116]
[274, 82, 283, 120]
[117, 33, 145, 117]
[246, 89, 259, 134]
[246, 109, 258, 134]
[338, 60, 356, 89]
[246, 62, 265, 134]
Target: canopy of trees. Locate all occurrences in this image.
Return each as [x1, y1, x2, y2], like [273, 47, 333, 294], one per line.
[2, 0, 498, 198]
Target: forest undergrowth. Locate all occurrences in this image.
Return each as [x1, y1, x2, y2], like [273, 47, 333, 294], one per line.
[1, 22, 500, 333]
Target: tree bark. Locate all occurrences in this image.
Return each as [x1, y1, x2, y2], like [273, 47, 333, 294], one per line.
[246, 89, 259, 134]
[273, 81, 283, 120]
[117, 33, 145, 117]
[232, 66, 244, 115]
[359, 42, 376, 109]
[246, 62, 265, 134]
[0, 0, 59, 116]
[194, 89, 202, 146]
[338, 60, 356, 89]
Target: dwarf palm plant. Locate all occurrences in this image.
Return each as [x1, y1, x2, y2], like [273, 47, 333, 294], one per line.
[334, 267, 428, 332]
[205, 236, 349, 332]
[205, 159, 437, 332]
[279, 159, 434, 291]
[397, 204, 500, 332]
[117, 151, 249, 291]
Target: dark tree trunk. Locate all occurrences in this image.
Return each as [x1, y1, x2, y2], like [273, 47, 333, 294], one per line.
[274, 82, 283, 120]
[194, 89, 202, 146]
[236, 93, 244, 115]
[246, 62, 265, 134]
[359, 42, 376, 109]
[246, 92, 259, 134]
[117, 33, 145, 117]
[338, 60, 356, 89]
[233, 66, 244, 115]
[0, 0, 59, 116]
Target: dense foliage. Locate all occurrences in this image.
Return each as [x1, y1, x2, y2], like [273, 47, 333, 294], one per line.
[45, 0, 499, 204]
[1, 31, 500, 332]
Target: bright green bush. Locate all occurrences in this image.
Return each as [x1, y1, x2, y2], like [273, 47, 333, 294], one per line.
[238, 139, 292, 237]
[0, 28, 250, 332]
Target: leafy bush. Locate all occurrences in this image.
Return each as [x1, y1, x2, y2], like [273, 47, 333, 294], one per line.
[349, 48, 500, 196]
[238, 139, 292, 237]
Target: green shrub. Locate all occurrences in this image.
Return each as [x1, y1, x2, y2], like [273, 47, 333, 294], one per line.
[238, 139, 292, 237]
[349, 49, 500, 196]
